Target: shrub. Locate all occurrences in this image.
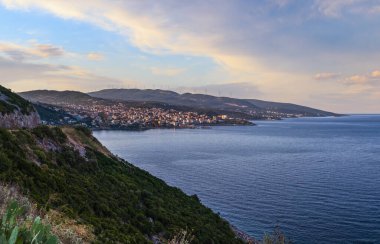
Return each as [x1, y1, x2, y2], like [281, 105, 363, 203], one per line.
[0, 201, 58, 244]
[263, 226, 292, 244]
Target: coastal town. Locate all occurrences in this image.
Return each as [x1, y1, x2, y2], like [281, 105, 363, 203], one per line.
[40, 102, 253, 130]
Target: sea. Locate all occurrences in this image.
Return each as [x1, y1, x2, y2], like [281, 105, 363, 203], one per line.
[94, 115, 380, 243]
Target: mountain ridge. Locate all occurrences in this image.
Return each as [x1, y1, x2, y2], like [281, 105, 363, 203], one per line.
[89, 89, 338, 117]
[21, 89, 339, 120]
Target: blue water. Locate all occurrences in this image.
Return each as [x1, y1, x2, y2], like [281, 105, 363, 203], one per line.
[94, 115, 380, 243]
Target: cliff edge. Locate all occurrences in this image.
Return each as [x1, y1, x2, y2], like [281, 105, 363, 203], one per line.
[0, 85, 40, 128]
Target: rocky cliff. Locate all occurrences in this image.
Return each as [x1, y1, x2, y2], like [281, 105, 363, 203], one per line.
[0, 85, 40, 128]
[0, 110, 40, 128]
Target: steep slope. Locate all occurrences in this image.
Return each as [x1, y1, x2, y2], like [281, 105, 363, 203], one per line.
[20, 90, 204, 111]
[246, 99, 336, 117]
[0, 125, 242, 243]
[0, 85, 40, 128]
[89, 89, 338, 117]
[19, 90, 107, 106]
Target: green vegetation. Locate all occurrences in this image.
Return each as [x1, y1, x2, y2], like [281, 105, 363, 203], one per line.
[0, 201, 58, 244]
[0, 126, 242, 243]
[0, 184, 95, 243]
[0, 86, 35, 115]
[263, 226, 292, 244]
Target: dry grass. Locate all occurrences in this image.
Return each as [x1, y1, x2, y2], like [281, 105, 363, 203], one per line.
[168, 230, 194, 244]
[0, 184, 95, 244]
[62, 127, 111, 157]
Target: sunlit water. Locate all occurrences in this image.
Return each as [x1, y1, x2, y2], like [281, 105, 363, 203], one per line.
[94, 115, 380, 243]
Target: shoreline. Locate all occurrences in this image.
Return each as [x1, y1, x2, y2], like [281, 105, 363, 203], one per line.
[230, 224, 259, 244]
[89, 121, 255, 132]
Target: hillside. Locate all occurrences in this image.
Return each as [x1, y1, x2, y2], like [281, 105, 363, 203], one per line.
[20, 90, 207, 112]
[19, 90, 110, 106]
[19, 90, 256, 123]
[0, 85, 36, 115]
[0, 85, 40, 128]
[89, 89, 338, 118]
[0, 125, 243, 243]
[20, 89, 339, 121]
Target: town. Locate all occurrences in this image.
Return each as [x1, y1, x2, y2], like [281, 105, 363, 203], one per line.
[40, 102, 253, 130]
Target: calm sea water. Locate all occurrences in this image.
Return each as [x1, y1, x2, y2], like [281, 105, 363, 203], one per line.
[94, 115, 380, 243]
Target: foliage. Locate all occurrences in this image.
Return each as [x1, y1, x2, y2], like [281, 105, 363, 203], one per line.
[0, 201, 58, 244]
[263, 226, 291, 244]
[0, 184, 95, 244]
[0, 126, 242, 243]
[0, 85, 35, 115]
[73, 126, 92, 137]
[168, 229, 194, 244]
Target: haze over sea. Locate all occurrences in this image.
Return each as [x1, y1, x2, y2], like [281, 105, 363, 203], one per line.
[94, 115, 380, 243]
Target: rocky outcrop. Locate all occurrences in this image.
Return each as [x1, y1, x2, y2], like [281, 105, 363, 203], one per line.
[0, 110, 40, 129]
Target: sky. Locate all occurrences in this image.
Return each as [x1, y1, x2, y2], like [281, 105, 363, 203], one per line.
[0, 0, 379, 113]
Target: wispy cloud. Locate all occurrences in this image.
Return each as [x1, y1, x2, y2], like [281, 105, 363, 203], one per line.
[346, 75, 368, 84]
[0, 55, 125, 91]
[150, 67, 185, 76]
[371, 70, 380, 78]
[0, 41, 65, 61]
[313, 0, 380, 17]
[314, 72, 340, 80]
[335, 70, 380, 96]
[87, 52, 104, 61]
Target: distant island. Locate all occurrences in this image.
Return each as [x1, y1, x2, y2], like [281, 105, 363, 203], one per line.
[19, 89, 339, 131]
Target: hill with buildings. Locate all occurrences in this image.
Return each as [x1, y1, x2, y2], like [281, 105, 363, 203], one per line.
[89, 89, 339, 118]
[19, 90, 254, 129]
[21, 89, 339, 123]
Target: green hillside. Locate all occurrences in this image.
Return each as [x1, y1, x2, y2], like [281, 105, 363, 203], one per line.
[0, 85, 35, 115]
[88, 88, 339, 117]
[0, 125, 242, 243]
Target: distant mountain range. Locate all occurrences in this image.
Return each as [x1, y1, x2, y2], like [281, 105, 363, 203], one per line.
[20, 89, 339, 119]
[90, 89, 338, 118]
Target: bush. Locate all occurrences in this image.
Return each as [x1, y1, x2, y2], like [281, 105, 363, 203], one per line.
[263, 226, 292, 244]
[0, 201, 58, 244]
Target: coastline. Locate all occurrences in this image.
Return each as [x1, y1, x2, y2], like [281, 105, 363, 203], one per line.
[230, 224, 259, 244]
[89, 121, 256, 132]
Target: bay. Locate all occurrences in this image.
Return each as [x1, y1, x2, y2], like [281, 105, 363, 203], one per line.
[94, 115, 380, 243]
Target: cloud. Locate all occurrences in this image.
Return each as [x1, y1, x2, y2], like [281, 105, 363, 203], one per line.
[371, 70, 380, 78]
[150, 67, 185, 76]
[313, 0, 358, 17]
[313, 0, 380, 17]
[87, 52, 104, 61]
[342, 70, 380, 85]
[335, 70, 380, 97]
[0, 55, 127, 92]
[0, 41, 124, 91]
[1, 0, 380, 112]
[0, 1, 279, 81]
[1, 1, 379, 81]
[314, 72, 340, 80]
[0, 41, 65, 61]
[347, 75, 368, 84]
[34, 44, 65, 57]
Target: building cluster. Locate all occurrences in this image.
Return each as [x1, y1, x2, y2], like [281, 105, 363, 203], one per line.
[55, 102, 242, 129]
[248, 110, 306, 120]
